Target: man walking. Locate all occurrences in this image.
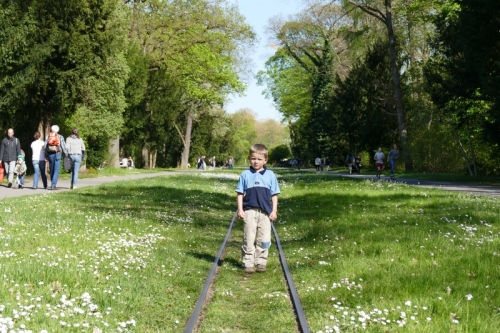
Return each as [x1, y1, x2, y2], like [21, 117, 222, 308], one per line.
[388, 144, 399, 178]
[0, 128, 22, 188]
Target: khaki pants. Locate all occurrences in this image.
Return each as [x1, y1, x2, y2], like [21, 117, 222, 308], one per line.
[242, 208, 272, 267]
[3, 161, 15, 184]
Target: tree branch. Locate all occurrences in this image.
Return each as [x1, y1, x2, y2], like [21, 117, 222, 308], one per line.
[173, 122, 186, 146]
[348, 0, 386, 23]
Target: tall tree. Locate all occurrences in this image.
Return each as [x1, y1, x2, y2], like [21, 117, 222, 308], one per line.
[268, 2, 351, 158]
[229, 109, 257, 163]
[425, 0, 500, 147]
[332, 40, 397, 155]
[0, 0, 128, 145]
[254, 119, 290, 150]
[345, 0, 413, 170]
[125, 0, 256, 168]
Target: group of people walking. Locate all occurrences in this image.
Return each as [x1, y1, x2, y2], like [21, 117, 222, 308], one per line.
[314, 157, 331, 172]
[0, 126, 85, 190]
[373, 145, 399, 179]
[314, 146, 399, 177]
[345, 153, 362, 174]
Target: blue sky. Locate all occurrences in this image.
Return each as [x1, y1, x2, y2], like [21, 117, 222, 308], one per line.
[225, 0, 303, 122]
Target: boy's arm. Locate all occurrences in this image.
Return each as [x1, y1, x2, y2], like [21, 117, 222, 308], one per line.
[237, 193, 245, 219]
[269, 194, 278, 221]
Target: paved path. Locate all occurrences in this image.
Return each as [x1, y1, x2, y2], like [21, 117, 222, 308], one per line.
[0, 171, 181, 201]
[2, 170, 500, 201]
[334, 172, 500, 197]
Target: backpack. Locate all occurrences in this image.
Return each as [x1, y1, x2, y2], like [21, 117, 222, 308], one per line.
[47, 133, 60, 152]
[315, 157, 321, 165]
[48, 133, 59, 146]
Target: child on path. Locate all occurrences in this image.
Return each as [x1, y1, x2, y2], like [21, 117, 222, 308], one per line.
[14, 154, 27, 189]
[374, 147, 385, 179]
[236, 144, 280, 274]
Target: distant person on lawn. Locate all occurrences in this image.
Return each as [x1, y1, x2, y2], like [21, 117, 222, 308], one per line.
[236, 144, 280, 274]
[127, 156, 134, 168]
[0, 128, 22, 188]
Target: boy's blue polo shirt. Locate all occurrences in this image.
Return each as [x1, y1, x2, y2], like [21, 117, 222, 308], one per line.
[236, 166, 280, 216]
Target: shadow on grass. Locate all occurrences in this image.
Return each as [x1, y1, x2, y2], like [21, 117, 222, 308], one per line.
[274, 176, 496, 248]
[55, 173, 497, 276]
[187, 251, 241, 269]
[67, 183, 235, 224]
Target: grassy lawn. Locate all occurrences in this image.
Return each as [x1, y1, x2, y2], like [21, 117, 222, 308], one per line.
[321, 166, 500, 185]
[0, 170, 498, 332]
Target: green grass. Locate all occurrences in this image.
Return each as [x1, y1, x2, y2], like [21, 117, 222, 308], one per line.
[394, 171, 500, 185]
[307, 165, 500, 185]
[0, 170, 498, 332]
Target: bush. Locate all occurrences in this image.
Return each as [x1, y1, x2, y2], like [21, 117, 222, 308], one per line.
[269, 144, 291, 163]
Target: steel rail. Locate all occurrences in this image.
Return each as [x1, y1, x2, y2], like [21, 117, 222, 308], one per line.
[184, 211, 238, 333]
[272, 222, 311, 333]
[184, 213, 310, 333]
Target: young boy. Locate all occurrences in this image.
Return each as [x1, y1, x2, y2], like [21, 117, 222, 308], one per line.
[236, 144, 280, 274]
[14, 154, 27, 189]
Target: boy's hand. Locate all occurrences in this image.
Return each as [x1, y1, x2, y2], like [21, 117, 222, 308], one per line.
[237, 209, 245, 219]
[269, 211, 277, 221]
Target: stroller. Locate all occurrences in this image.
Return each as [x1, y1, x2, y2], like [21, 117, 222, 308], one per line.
[352, 155, 362, 174]
[13, 172, 23, 189]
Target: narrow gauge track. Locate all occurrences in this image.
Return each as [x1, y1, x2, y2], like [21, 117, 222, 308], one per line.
[184, 212, 311, 333]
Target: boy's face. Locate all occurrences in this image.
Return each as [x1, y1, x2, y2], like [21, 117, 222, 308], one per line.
[249, 152, 267, 171]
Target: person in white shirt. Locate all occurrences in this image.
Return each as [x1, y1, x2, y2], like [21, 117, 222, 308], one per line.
[31, 131, 47, 189]
[373, 147, 385, 179]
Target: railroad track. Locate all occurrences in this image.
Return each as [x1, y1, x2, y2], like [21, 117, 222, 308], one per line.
[184, 212, 310, 333]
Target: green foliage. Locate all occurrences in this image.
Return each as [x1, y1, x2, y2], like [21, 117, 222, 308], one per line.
[425, 0, 500, 146]
[0, 0, 129, 171]
[123, 0, 256, 167]
[0, 0, 128, 140]
[1, 172, 499, 332]
[254, 119, 289, 149]
[256, 50, 312, 121]
[85, 135, 110, 168]
[228, 109, 257, 163]
[269, 144, 291, 163]
[332, 40, 397, 156]
[189, 107, 234, 166]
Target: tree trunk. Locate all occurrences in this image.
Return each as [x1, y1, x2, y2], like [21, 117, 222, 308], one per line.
[456, 132, 473, 176]
[466, 125, 477, 176]
[180, 111, 194, 169]
[384, 0, 412, 170]
[149, 151, 157, 169]
[108, 135, 120, 167]
[142, 146, 149, 169]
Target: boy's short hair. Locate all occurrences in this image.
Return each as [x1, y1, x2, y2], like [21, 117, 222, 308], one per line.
[249, 144, 268, 159]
